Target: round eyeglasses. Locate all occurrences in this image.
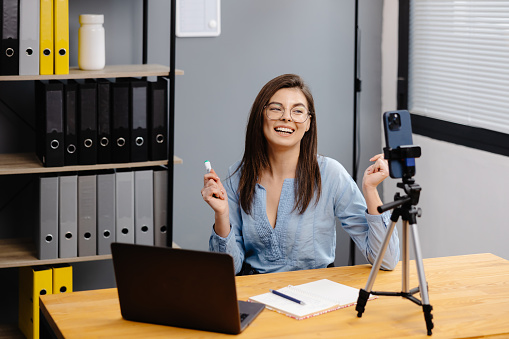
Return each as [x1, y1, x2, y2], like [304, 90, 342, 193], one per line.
[264, 103, 311, 123]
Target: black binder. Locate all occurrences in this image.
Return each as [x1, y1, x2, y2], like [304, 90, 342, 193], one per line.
[129, 79, 148, 162]
[77, 80, 97, 165]
[35, 81, 65, 167]
[111, 80, 130, 163]
[0, 0, 19, 75]
[148, 78, 169, 161]
[96, 78, 112, 164]
[63, 80, 78, 166]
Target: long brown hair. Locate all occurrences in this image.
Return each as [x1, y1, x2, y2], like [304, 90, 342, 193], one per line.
[236, 74, 321, 215]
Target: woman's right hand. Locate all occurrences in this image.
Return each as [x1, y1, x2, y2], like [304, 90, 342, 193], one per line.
[201, 168, 229, 222]
[201, 169, 230, 237]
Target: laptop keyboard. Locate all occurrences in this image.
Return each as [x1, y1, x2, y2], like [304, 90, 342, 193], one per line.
[240, 312, 249, 322]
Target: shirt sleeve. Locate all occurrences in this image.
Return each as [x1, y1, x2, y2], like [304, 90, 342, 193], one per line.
[332, 162, 400, 270]
[208, 167, 245, 275]
[363, 211, 400, 270]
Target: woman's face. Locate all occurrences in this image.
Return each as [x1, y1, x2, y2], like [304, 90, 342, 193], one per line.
[262, 87, 311, 153]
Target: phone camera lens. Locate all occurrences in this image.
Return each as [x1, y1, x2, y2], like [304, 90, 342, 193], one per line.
[389, 113, 401, 131]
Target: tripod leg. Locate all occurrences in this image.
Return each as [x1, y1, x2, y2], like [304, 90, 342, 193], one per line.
[402, 220, 410, 293]
[356, 219, 398, 317]
[364, 219, 399, 291]
[409, 222, 434, 335]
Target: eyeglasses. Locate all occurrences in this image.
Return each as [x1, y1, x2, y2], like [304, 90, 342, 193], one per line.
[264, 103, 311, 123]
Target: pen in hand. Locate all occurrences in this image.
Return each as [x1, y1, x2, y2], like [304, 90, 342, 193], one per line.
[270, 289, 306, 305]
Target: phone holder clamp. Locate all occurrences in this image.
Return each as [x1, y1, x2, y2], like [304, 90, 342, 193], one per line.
[383, 145, 421, 160]
[384, 145, 422, 179]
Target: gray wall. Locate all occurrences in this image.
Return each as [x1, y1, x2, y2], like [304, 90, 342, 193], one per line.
[0, 0, 385, 323]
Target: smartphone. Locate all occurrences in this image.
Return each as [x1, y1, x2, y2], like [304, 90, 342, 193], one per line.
[383, 110, 414, 178]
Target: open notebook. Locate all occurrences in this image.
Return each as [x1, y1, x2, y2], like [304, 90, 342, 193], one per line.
[248, 279, 375, 320]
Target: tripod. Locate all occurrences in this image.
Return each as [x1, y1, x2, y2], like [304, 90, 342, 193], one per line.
[355, 149, 434, 336]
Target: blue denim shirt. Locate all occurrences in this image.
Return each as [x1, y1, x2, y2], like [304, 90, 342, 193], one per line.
[209, 156, 400, 274]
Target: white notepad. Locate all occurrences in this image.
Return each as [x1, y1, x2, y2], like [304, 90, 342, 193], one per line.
[248, 279, 374, 320]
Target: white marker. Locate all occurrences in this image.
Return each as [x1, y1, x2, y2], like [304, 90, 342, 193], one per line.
[204, 160, 212, 173]
[204, 160, 219, 198]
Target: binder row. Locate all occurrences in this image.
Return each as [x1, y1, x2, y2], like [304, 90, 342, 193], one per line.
[0, 0, 69, 76]
[37, 168, 168, 260]
[18, 264, 72, 339]
[36, 77, 169, 167]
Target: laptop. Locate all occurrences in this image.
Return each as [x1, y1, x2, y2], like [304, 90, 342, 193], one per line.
[111, 242, 265, 334]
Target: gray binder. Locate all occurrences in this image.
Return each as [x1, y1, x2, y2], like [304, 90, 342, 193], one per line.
[134, 170, 154, 245]
[19, 0, 40, 75]
[97, 172, 116, 255]
[153, 169, 168, 247]
[59, 174, 77, 258]
[78, 174, 97, 256]
[115, 171, 135, 243]
[38, 175, 59, 259]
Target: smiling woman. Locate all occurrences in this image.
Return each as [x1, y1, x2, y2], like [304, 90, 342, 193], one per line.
[201, 74, 400, 276]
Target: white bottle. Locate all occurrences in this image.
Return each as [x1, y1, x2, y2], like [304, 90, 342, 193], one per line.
[78, 14, 105, 70]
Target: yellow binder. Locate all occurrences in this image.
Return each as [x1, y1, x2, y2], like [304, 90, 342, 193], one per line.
[52, 263, 73, 294]
[54, 0, 69, 74]
[18, 266, 53, 339]
[40, 0, 54, 75]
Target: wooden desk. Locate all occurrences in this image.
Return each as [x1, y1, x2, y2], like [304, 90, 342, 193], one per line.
[40, 253, 509, 338]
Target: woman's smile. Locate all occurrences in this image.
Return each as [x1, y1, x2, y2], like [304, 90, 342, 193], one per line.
[274, 125, 295, 136]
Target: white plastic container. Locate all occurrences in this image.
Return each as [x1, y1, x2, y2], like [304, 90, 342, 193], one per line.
[78, 14, 105, 70]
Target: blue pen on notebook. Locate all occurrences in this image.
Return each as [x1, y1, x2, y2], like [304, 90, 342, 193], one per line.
[270, 289, 306, 305]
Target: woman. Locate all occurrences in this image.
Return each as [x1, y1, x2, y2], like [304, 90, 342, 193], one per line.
[202, 74, 399, 275]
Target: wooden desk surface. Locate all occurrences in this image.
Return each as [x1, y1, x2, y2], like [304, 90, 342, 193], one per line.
[40, 253, 509, 338]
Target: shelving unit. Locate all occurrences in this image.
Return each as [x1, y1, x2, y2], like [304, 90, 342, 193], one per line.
[0, 0, 181, 336]
[0, 63, 183, 269]
[0, 151, 182, 269]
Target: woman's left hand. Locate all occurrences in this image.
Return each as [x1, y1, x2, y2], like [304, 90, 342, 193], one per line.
[362, 154, 389, 215]
[362, 153, 389, 190]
